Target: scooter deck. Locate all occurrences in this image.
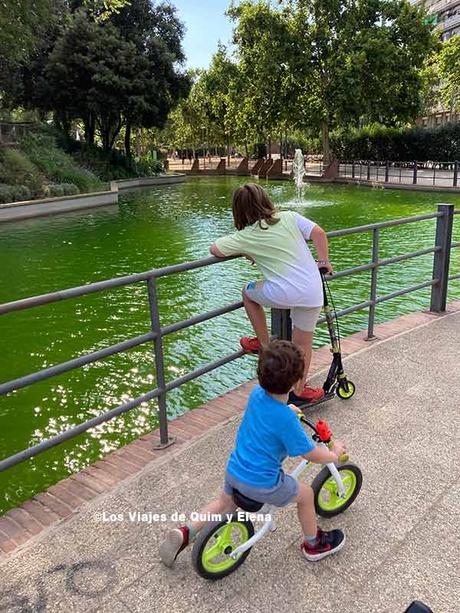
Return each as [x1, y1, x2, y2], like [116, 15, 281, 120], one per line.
[288, 389, 336, 412]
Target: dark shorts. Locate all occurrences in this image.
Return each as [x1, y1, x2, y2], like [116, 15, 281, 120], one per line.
[224, 470, 298, 507]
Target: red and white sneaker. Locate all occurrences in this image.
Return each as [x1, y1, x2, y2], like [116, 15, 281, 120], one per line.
[159, 526, 189, 567]
[295, 385, 325, 403]
[240, 336, 262, 354]
[301, 528, 345, 561]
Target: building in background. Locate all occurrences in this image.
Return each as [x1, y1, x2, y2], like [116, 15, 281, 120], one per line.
[411, 0, 460, 40]
[411, 0, 460, 126]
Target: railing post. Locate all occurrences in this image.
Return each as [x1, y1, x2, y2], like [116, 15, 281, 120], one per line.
[367, 161, 371, 181]
[413, 161, 417, 185]
[385, 161, 389, 183]
[430, 204, 454, 312]
[366, 228, 379, 340]
[147, 277, 175, 448]
[453, 160, 458, 187]
[351, 161, 355, 178]
[271, 309, 292, 341]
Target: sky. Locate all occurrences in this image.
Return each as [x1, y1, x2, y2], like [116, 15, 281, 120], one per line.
[170, 0, 236, 69]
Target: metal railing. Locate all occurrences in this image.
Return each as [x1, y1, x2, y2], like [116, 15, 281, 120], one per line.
[0, 122, 36, 145]
[0, 205, 458, 473]
[339, 160, 459, 188]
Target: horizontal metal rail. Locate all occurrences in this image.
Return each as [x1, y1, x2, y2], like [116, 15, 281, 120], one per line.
[332, 246, 440, 280]
[0, 205, 458, 473]
[339, 160, 459, 188]
[0, 214, 442, 317]
[161, 300, 243, 336]
[0, 332, 156, 396]
[0, 255, 239, 316]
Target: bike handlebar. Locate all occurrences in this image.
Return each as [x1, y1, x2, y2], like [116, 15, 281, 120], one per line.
[298, 414, 349, 463]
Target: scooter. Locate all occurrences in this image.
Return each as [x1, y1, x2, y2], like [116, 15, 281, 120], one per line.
[288, 267, 356, 410]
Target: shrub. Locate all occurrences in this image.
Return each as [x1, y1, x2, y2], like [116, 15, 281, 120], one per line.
[0, 184, 14, 204]
[20, 130, 104, 193]
[69, 143, 164, 181]
[42, 183, 79, 198]
[331, 121, 460, 161]
[0, 148, 43, 195]
[0, 184, 32, 204]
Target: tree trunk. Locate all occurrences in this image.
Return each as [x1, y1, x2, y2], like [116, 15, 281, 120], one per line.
[268, 138, 272, 159]
[84, 115, 95, 145]
[227, 136, 230, 165]
[321, 120, 331, 165]
[125, 122, 132, 157]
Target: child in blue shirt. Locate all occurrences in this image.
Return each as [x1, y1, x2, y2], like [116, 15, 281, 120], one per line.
[160, 340, 346, 566]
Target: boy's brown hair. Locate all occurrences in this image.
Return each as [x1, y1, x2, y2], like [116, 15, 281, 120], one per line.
[232, 183, 280, 230]
[257, 340, 305, 395]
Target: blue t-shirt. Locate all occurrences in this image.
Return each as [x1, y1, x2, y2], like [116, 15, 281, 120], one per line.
[226, 385, 316, 488]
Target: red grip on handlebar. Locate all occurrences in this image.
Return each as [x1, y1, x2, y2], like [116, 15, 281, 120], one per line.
[315, 419, 332, 443]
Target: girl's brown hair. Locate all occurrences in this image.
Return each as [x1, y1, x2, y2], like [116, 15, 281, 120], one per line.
[232, 183, 280, 230]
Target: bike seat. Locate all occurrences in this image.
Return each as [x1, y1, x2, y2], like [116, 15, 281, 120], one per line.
[231, 488, 264, 512]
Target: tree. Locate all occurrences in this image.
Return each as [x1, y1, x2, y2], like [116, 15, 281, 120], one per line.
[228, 2, 294, 156]
[0, 1, 56, 66]
[2, 1, 189, 154]
[108, 0, 190, 155]
[438, 35, 460, 116]
[167, 74, 208, 154]
[200, 44, 239, 159]
[0, 1, 129, 67]
[286, 0, 438, 161]
[228, 0, 438, 162]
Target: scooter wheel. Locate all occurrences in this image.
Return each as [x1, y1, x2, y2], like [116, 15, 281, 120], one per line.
[192, 515, 254, 580]
[336, 379, 356, 399]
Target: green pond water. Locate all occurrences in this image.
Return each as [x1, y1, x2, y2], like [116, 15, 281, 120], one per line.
[0, 177, 459, 514]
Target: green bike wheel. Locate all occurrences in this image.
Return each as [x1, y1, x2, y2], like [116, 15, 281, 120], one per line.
[312, 463, 362, 518]
[191, 515, 254, 580]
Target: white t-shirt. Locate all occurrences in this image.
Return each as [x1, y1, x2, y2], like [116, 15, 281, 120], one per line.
[215, 211, 323, 307]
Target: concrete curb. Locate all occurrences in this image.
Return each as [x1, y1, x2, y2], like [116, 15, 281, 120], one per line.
[0, 174, 186, 223]
[1, 300, 459, 557]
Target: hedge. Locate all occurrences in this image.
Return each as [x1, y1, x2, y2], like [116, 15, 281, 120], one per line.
[331, 122, 460, 162]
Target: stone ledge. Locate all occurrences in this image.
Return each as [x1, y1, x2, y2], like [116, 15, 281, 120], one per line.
[0, 174, 186, 223]
[1, 300, 459, 556]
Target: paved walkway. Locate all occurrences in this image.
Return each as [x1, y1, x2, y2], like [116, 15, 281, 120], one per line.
[0, 311, 459, 613]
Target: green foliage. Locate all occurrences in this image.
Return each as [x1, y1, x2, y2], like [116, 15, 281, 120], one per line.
[0, 148, 43, 195]
[227, 2, 293, 143]
[0, 0, 57, 65]
[82, 0, 131, 21]
[66, 140, 163, 180]
[437, 35, 460, 113]
[42, 183, 79, 197]
[331, 122, 460, 161]
[0, 184, 32, 204]
[225, 0, 438, 160]
[21, 129, 104, 193]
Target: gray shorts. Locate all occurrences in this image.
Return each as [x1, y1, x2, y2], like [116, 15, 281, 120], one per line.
[224, 470, 298, 507]
[244, 281, 321, 332]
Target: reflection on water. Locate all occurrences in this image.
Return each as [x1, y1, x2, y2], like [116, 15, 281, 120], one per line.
[0, 177, 459, 512]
